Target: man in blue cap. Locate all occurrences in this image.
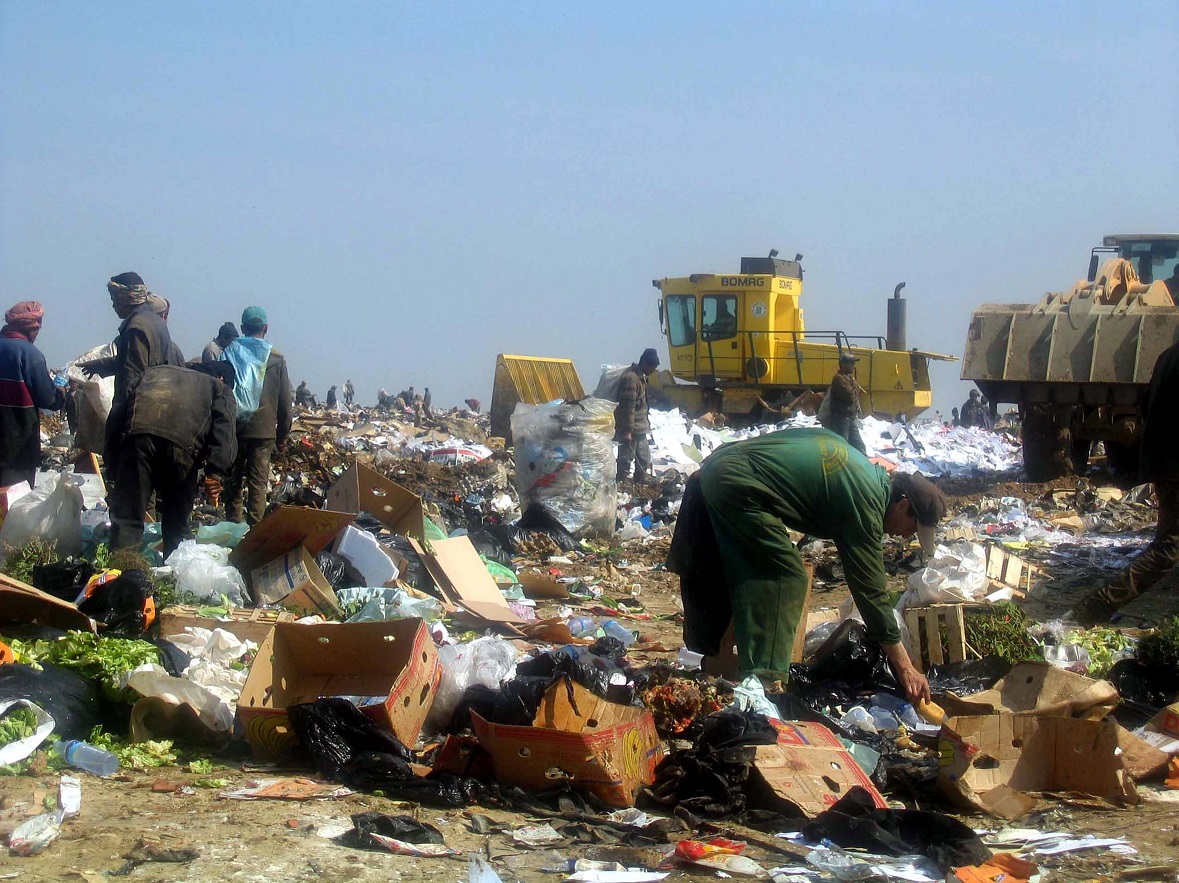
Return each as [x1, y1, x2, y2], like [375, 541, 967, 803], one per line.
[220, 306, 292, 524]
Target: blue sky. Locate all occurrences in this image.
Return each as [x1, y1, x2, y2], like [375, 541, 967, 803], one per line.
[1, 1, 1175, 413]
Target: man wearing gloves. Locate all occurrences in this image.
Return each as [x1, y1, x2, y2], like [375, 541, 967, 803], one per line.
[0, 301, 64, 487]
[668, 427, 946, 702]
[108, 362, 237, 558]
[220, 306, 292, 524]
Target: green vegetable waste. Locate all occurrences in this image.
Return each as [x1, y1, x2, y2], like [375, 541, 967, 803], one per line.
[2, 632, 161, 699]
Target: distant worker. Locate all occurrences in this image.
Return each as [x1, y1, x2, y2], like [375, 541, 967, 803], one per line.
[343, 379, 354, 408]
[326, 385, 338, 410]
[202, 322, 239, 364]
[668, 427, 946, 700]
[80, 272, 181, 471]
[951, 407, 960, 427]
[959, 389, 986, 428]
[423, 387, 432, 414]
[377, 387, 389, 407]
[295, 380, 314, 408]
[979, 395, 995, 430]
[0, 302, 64, 487]
[615, 348, 659, 483]
[819, 353, 866, 455]
[220, 306, 293, 525]
[1073, 340, 1179, 625]
[464, 398, 481, 414]
[108, 362, 237, 558]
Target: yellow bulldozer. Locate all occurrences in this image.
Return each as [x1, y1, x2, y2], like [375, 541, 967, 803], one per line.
[962, 233, 1179, 480]
[650, 252, 954, 422]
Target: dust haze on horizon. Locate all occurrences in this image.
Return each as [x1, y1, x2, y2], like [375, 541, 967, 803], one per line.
[1, 1, 1175, 417]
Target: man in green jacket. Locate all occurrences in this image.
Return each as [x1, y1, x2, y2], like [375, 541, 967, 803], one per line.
[668, 427, 946, 702]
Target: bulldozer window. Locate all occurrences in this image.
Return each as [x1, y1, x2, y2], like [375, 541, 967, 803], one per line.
[667, 295, 696, 347]
[702, 294, 738, 340]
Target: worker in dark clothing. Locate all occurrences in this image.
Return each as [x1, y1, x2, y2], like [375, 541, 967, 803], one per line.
[820, 352, 866, 454]
[220, 306, 293, 525]
[668, 427, 947, 701]
[294, 380, 315, 407]
[80, 273, 182, 474]
[615, 348, 659, 482]
[422, 387, 432, 415]
[464, 398, 481, 414]
[958, 389, 987, 428]
[326, 385, 338, 410]
[342, 379, 354, 408]
[109, 362, 237, 557]
[0, 302, 64, 487]
[1072, 341, 1179, 625]
[202, 322, 239, 364]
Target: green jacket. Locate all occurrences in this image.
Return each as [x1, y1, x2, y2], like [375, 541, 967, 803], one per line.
[703, 427, 899, 644]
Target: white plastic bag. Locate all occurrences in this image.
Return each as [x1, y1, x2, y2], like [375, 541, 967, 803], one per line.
[63, 344, 116, 455]
[592, 364, 629, 402]
[124, 663, 236, 735]
[0, 699, 55, 766]
[336, 587, 443, 623]
[164, 541, 247, 606]
[425, 636, 519, 733]
[0, 473, 84, 557]
[903, 542, 989, 607]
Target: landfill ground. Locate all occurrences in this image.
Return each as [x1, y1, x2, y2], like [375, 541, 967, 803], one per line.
[6, 409, 1179, 881]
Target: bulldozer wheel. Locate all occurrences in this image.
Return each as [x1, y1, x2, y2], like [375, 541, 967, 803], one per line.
[1021, 404, 1073, 482]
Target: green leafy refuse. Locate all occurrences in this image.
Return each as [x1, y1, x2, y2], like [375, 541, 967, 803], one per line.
[1137, 616, 1179, 671]
[1, 538, 59, 584]
[4, 632, 161, 699]
[88, 727, 177, 769]
[1063, 626, 1134, 678]
[0, 705, 38, 745]
[964, 602, 1041, 666]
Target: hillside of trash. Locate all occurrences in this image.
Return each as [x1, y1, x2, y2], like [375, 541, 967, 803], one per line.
[3, 399, 1179, 882]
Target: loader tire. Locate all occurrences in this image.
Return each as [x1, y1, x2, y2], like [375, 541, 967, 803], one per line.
[1021, 404, 1073, 482]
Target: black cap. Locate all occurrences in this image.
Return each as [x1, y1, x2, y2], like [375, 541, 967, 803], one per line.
[219, 321, 239, 340]
[839, 352, 857, 364]
[890, 472, 948, 554]
[110, 272, 144, 287]
[639, 347, 660, 367]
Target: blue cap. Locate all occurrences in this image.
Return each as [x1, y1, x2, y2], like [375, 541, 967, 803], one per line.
[241, 306, 267, 328]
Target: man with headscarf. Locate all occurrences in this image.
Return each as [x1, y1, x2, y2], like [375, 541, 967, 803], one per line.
[202, 322, 239, 364]
[80, 272, 182, 471]
[615, 348, 660, 482]
[0, 301, 64, 487]
[668, 427, 946, 702]
[109, 361, 237, 558]
[220, 306, 292, 524]
[326, 385, 338, 410]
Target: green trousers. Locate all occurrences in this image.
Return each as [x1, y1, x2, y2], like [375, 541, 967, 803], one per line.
[698, 451, 809, 678]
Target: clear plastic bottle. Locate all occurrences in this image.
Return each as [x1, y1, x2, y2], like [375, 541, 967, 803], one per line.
[869, 706, 901, 731]
[871, 692, 921, 729]
[600, 619, 637, 647]
[839, 706, 877, 733]
[54, 740, 119, 777]
[567, 616, 597, 637]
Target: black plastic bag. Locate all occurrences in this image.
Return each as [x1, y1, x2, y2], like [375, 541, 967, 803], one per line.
[1108, 658, 1179, 710]
[31, 559, 94, 602]
[77, 570, 155, 635]
[336, 812, 446, 851]
[510, 504, 579, 552]
[801, 788, 991, 872]
[149, 639, 192, 677]
[0, 662, 103, 741]
[288, 698, 412, 777]
[451, 677, 554, 729]
[925, 656, 1011, 697]
[468, 528, 515, 568]
[314, 550, 352, 591]
[382, 534, 436, 593]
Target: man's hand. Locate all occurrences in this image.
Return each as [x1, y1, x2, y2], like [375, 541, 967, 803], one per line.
[622, 431, 633, 442]
[77, 361, 98, 379]
[882, 642, 931, 704]
[203, 475, 223, 508]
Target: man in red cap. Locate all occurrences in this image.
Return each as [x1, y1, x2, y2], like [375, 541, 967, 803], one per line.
[0, 301, 65, 487]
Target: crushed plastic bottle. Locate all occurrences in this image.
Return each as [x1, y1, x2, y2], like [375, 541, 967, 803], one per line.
[600, 619, 637, 647]
[870, 692, 921, 729]
[806, 840, 873, 881]
[869, 707, 901, 732]
[567, 616, 597, 637]
[839, 706, 877, 733]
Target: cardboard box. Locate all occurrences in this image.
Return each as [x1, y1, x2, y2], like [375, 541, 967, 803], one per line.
[938, 713, 1138, 818]
[940, 661, 1118, 721]
[230, 506, 355, 575]
[409, 535, 522, 630]
[325, 462, 426, 540]
[0, 573, 94, 632]
[158, 605, 296, 647]
[1135, 702, 1179, 754]
[470, 680, 662, 808]
[237, 619, 440, 759]
[746, 719, 888, 817]
[250, 545, 341, 617]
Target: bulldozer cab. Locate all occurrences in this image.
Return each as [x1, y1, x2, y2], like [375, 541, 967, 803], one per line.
[1088, 234, 1179, 286]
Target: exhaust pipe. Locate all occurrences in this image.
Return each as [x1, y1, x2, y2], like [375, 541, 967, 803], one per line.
[887, 282, 907, 352]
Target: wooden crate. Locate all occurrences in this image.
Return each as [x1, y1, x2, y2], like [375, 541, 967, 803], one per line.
[157, 605, 296, 646]
[904, 604, 967, 670]
[984, 545, 1041, 596]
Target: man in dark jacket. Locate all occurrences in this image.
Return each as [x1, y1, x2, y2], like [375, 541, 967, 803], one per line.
[959, 389, 987, 428]
[819, 353, 866, 454]
[0, 302, 64, 487]
[1073, 342, 1179, 624]
[109, 362, 237, 557]
[615, 348, 659, 482]
[668, 427, 946, 701]
[220, 306, 293, 525]
[81, 273, 182, 472]
[202, 322, 239, 364]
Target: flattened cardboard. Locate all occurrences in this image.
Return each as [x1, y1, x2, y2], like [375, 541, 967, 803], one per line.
[516, 571, 570, 600]
[941, 661, 1119, 720]
[470, 680, 662, 808]
[1116, 724, 1170, 781]
[409, 536, 522, 630]
[1139, 702, 1179, 754]
[325, 462, 426, 540]
[746, 719, 888, 817]
[237, 619, 440, 759]
[250, 545, 342, 617]
[938, 713, 1138, 818]
[0, 574, 94, 632]
[230, 506, 355, 575]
